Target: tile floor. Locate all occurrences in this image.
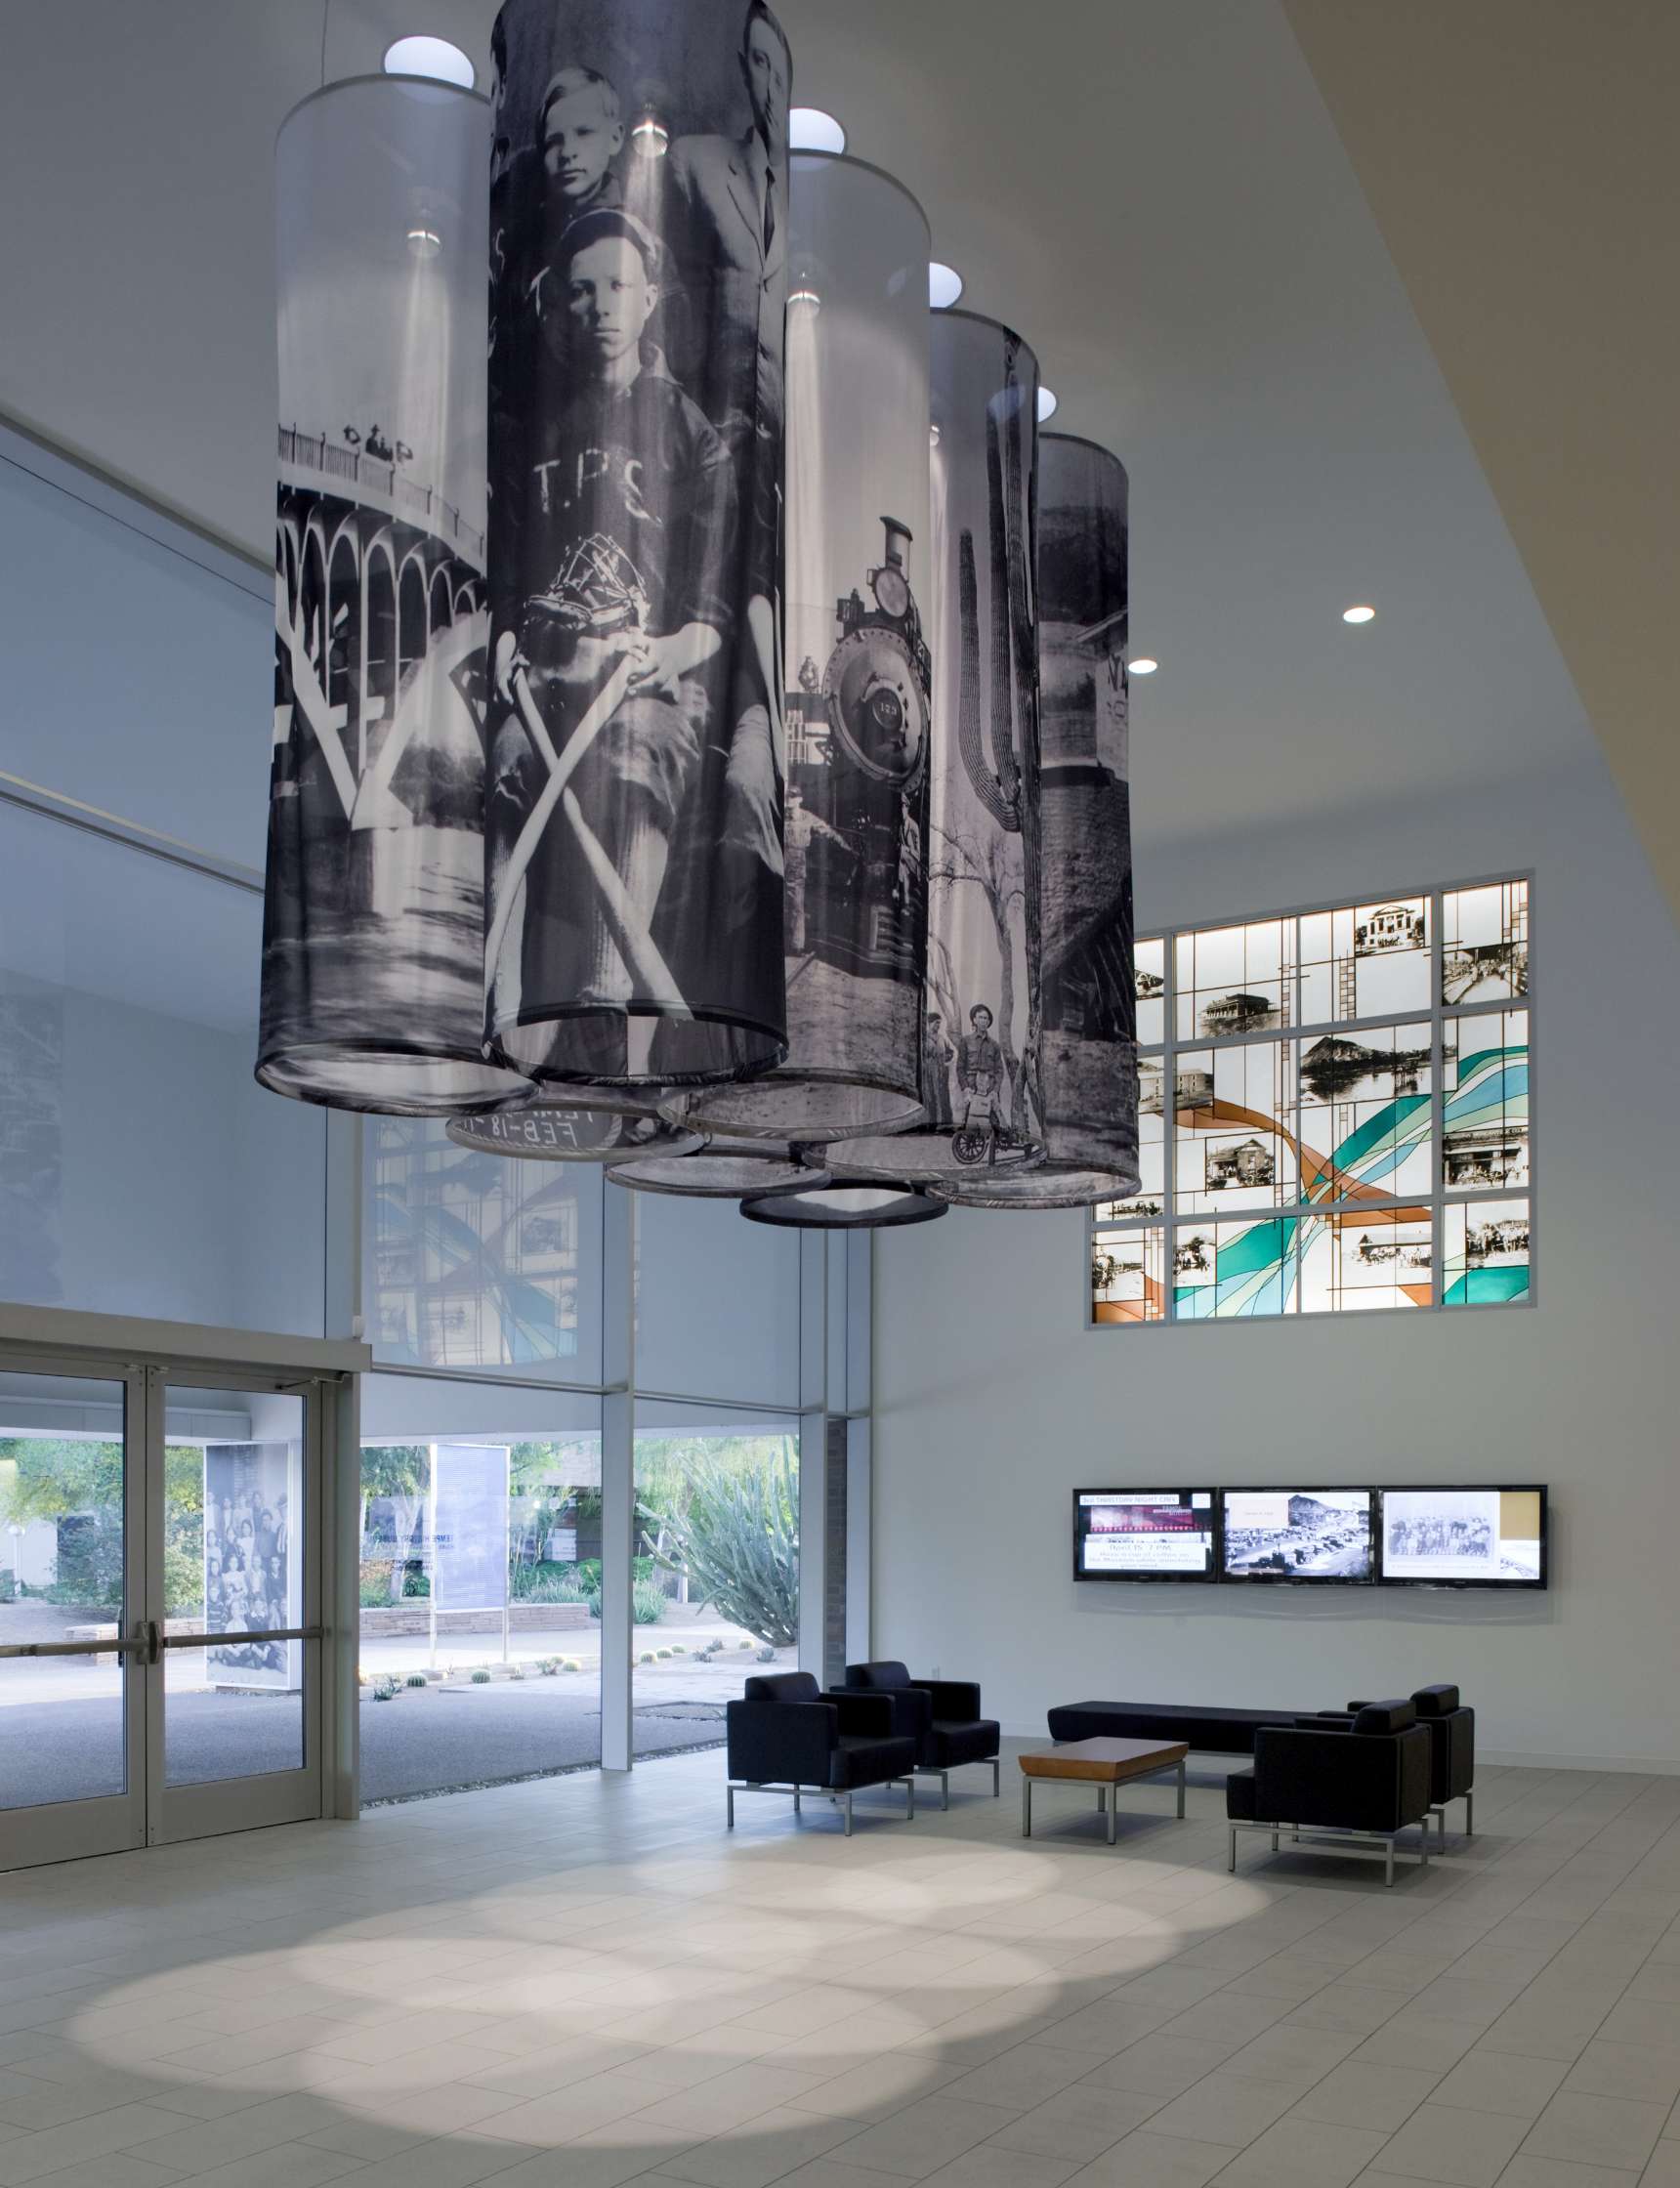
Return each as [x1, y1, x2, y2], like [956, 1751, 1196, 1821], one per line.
[1, 1744, 1678, 2187]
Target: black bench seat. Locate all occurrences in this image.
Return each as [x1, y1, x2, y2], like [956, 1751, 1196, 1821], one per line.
[1046, 1700, 1309, 1757]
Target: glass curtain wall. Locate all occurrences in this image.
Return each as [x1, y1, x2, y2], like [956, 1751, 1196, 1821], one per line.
[0, 429, 868, 1819]
[356, 1371, 604, 1801]
[632, 1402, 802, 1760]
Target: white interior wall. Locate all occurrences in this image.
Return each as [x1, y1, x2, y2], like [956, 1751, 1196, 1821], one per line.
[872, 752, 1680, 1769]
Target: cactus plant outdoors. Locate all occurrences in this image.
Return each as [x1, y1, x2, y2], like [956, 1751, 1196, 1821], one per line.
[644, 1439, 798, 1649]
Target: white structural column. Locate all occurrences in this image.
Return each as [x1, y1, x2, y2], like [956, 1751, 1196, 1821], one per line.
[797, 1234, 829, 1680]
[599, 1185, 635, 1771]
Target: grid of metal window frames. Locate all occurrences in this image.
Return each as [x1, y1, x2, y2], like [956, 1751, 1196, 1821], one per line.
[1088, 874, 1532, 1324]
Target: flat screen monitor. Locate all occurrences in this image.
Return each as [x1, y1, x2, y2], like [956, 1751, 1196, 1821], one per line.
[1073, 1490, 1217, 1581]
[1221, 1489, 1374, 1582]
[1377, 1485, 1547, 1588]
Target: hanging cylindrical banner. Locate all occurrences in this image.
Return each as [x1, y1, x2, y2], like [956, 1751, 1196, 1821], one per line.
[677, 150, 932, 1141]
[831, 309, 1041, 1185]
[941, 432, 1138, 1204]
[260, 77, 527, 1115]
[446, 1106, 701, 1161]
[484, 0, 791, 1092]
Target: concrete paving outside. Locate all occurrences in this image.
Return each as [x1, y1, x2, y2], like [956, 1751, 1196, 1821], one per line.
[0, 1595, 791, 1809]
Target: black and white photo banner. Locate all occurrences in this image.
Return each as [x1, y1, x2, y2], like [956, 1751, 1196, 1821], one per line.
[261, 76, 527, 1115]
[679, 150, 933, 1142]
[938, 432, 1139, 1206]
[836, 310, 1041, 1184]
[483, 0, 791, 1092]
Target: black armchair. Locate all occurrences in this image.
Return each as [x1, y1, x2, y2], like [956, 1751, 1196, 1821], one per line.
[1226, 1700, 1433, 1886]
[725, 1670, 917, 1835]
[1342, 1684, 1475, 1845]
[843, 1661, 1001, 1807]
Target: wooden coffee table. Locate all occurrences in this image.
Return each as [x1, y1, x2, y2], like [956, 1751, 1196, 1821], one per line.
[1019, 1737, 1189, 1843]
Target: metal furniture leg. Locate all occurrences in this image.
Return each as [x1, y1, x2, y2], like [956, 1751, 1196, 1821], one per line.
[1419, 1826, 1429, 1870]
[1384, 1838, 1395, 1887]
[1097, 1786, 1106, 1812]
[1228, 1824, 1238, 1872]
[843, 1791, 854, 1837]
[1107, 1784, 1117, 1845]
[939, 1771, 949, 1813]
[1177, 1760, 1186, 1820]
[1271, 1829, 1280, 1852]
[1022, 1776, 1031, 1837]
[727, 1785, 735, 1829]
[906, 1777, 916, 1821]
[793, 1788, 801, 1816]
[1466, 1790, 1474, 1836]
[991, 1758, 1000, 1797]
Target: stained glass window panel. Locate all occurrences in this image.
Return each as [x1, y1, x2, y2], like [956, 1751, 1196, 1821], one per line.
[1134, 937, 1165, 1048]
[1443, 1196, 1531, 1306]
[1295, 1206, 1434, 1313]
[1091, 1227, 1166, 1323]
[1295, 1021, 1433, 1204]
[1298, 898, 1431, 1026]
[1444, 1010, 1529, 1191]
[1092, 873, 1532, 1328]
[1174, 1216, 1299, 1319]
[1175, 1040, 1295, 1216]
[1443, 879, 1529, 1004]
[1175, 918, 1294, 1041]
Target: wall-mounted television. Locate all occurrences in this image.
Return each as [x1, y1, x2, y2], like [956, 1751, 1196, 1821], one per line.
[1221, 1489, 1374, 1582]
[1377, 1485, 1547, 1589]
[1073, 1490, 1218, 1581]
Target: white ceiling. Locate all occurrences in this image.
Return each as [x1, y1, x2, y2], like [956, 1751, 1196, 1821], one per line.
[0, 0, 1599, 856]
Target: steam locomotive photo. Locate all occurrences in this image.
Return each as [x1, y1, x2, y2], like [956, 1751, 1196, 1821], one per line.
[785, 515, 931, 983]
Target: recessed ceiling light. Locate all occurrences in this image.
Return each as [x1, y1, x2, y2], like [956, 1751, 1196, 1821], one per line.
[789, 107, 846, 154]
[406, 226, 442, 258]
[1037, 387, 1059, 423]
[1342, 603, 1376, 624]
[1129, 656, 1159, 675]
[382, 35, 475, 89]
[928, 261, 964, 310]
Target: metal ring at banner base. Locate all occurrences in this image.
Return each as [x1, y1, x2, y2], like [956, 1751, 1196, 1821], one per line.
[661, 1079, 926, 1143]
[818, 1129, 1042, 1185]
[608, 1151, 831, 1197]
[739, 1183, 945, 1229]
[446, 1108, 703, 1161]
[928, 1163, 1142, 1210]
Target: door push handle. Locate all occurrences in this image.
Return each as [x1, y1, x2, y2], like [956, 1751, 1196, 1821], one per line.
[144, 1620, 161, 1665]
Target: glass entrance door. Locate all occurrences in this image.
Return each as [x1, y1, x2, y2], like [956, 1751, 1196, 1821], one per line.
[0, 1358, 325, 1870]
[0, 1364, 147, 1867]
[151, 1375, 322, 1844]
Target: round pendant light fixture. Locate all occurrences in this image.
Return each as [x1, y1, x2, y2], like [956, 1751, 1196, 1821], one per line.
[789, 106, 846, 152]
[383, 35, 476, 88]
